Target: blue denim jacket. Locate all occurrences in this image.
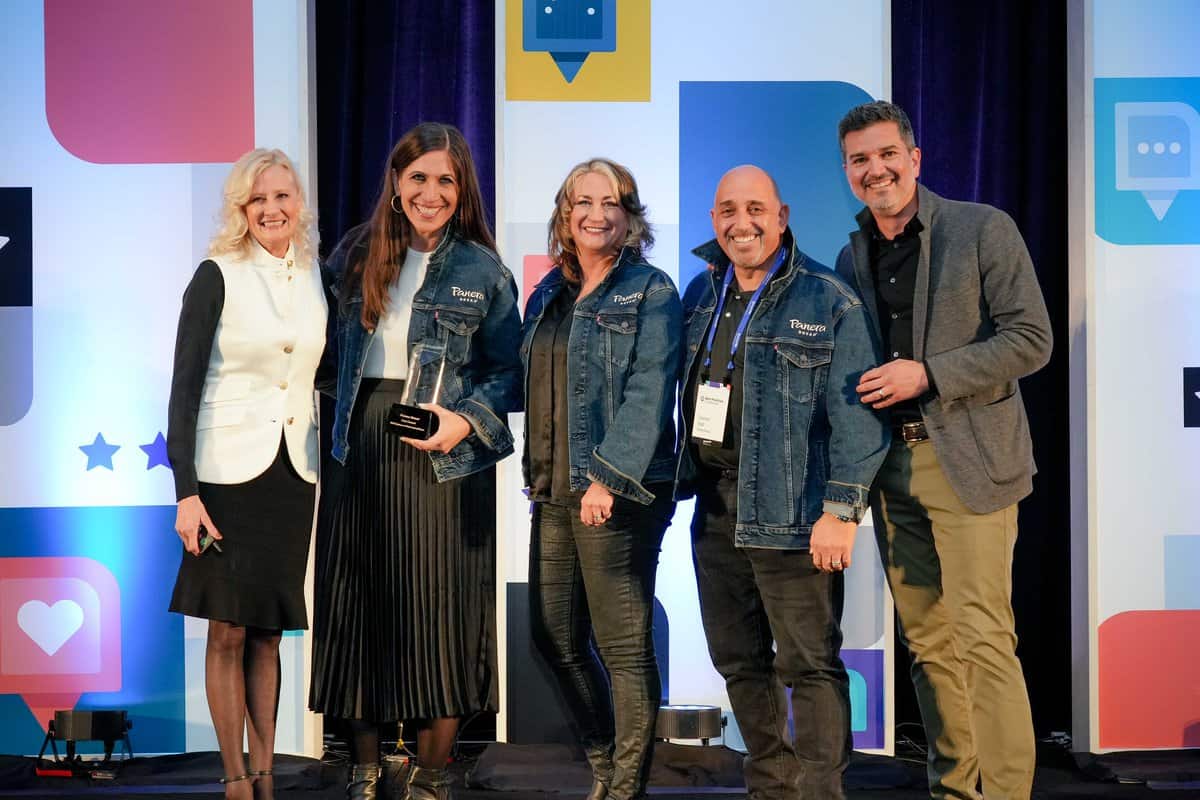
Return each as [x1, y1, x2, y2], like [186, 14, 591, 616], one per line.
[520, 249, 682, 505]
[675, 231, 890, 548]
[323, 223, 522, 480]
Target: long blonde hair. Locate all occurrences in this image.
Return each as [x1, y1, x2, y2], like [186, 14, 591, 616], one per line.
[208, 148, 317, 265]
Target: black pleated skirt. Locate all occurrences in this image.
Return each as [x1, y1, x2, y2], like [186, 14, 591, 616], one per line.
[169, 438, 315, 630]
[309, 378, 497, 722]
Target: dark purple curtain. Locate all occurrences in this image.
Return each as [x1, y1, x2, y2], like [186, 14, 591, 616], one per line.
[314, 0, 495, 255]
[892, 0, 1070, 738]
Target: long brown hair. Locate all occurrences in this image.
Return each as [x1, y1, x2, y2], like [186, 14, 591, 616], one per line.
[353, 122, 496, 327]
[547, 158, 653, 284]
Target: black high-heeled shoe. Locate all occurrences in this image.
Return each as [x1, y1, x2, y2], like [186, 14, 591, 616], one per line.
[220, 774, 251, 798]
[249, 768, 273, 799]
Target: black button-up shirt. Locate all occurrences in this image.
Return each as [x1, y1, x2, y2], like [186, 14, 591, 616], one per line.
[525, 283, 582, 504]
[866, 215, 924, 423]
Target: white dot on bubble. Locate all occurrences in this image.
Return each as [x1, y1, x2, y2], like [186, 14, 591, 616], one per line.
[1138, 142, 1149, 154]
[588, 6, 595, 13]
[544, 6, 552, 13]
[1170, 141, 1182, 154]
[1154, 142, 1166, 154]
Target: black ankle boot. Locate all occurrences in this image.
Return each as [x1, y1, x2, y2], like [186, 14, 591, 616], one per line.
[347, 763, 380, 800]
[381, 755, 413, 800]
[406, 765, 453, 800]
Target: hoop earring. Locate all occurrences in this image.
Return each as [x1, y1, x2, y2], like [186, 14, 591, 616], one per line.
[390, 195, 403, 215]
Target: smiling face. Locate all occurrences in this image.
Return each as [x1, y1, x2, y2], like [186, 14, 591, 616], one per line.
[244, 164, 301, 258]
[568, 171, 629, 263]
[395, 149, 460, 252]
[842, 120, 921, 223]
[711, 165, 789, 270]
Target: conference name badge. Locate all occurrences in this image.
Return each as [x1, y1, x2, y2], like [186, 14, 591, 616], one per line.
[691, 381, 730, 446]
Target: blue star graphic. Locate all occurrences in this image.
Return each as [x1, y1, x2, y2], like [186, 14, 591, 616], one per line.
[139, 432, 171, 470]
[79, 433, 120, 471]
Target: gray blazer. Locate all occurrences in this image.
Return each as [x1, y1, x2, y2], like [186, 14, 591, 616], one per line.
[835, 184, 1052, 513]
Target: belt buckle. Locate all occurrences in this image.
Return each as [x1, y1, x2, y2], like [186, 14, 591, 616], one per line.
[899, 421, 928, 442]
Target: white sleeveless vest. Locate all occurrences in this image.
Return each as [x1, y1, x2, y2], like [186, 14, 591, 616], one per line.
[194, 240, 328, 485]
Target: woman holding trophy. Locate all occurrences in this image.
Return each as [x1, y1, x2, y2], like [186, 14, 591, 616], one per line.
[309, 122, 522, 800]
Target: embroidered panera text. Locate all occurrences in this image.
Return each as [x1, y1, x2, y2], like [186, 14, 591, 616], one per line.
[789, 320, 827, 336]
[451, 286, 485, 303]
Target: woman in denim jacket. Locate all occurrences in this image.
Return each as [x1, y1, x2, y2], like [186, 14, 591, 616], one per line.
[309, 123, 521, 800]
[520, 159, 682, 800]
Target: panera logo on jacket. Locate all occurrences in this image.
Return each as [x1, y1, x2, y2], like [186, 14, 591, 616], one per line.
[790, 320, 827, 336]
[451, 286, 485, 303]
[612, 292, 643, 305]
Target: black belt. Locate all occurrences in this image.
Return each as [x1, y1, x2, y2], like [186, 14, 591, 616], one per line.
[894, 420, 929, 442]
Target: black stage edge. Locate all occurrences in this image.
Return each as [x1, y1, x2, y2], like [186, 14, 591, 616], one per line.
[2, 744, 1199, 798]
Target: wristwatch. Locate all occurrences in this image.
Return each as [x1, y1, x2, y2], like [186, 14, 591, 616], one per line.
[834, 512, 857, 524]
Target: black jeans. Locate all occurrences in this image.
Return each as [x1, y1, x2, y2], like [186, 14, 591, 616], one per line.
[529, 495, 672, 800]
[691, 474, 851, 800]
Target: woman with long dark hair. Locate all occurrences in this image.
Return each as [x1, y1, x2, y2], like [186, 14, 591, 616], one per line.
[309, 123, 521, 800]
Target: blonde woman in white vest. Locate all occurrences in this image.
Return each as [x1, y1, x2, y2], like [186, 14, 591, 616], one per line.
[166, 148, 327, 800]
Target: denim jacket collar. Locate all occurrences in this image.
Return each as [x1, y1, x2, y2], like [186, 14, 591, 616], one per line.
[689, 229, 803, 297]
[531, 245, 642, 304]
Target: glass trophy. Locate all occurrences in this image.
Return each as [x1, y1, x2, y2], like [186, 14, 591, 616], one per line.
[386, 343, 446, 439]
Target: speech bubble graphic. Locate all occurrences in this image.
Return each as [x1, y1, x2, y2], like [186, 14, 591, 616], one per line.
[17, 600, 84, 656]
[44, 0, 254, 163]
[0, 558, 121, 731]
[1115, 101, 1200, 220]
[523, 0, 616, 83]
[0, 187, 33, 425]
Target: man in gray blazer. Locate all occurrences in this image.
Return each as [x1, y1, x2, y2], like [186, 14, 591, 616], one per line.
[834, 101, 1052, 800]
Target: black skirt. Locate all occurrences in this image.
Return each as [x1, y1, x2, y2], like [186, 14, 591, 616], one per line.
[309, 378, 497, 721]
[168, 438, 315, 630]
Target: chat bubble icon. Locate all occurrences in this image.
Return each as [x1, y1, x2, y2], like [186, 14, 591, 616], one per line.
[0, 558, 121, 731]
[1115, 101, 1200, 220]
[523, 0, 616, 83]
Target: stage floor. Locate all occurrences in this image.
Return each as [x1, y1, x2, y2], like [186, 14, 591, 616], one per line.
[1, 743, 1197, 798]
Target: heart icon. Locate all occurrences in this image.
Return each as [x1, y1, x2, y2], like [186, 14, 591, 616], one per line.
[17, 599, 85, 656]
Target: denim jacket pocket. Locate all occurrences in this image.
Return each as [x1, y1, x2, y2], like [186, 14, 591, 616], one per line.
[595, 311, 638, 368]
[435, 307, 483, 364]
[774, 342, 832, 402]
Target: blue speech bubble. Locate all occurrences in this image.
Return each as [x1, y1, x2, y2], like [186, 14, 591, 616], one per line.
[1096, 78, 1200, 243]
[523, 0, 616, 83]
[1116, 101, 1200, 220]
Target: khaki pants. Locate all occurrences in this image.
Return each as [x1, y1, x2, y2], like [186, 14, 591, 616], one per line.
[872, 439, 1034, 800]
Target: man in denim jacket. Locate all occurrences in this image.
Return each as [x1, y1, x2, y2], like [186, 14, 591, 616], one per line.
[676, 166, 889, 799]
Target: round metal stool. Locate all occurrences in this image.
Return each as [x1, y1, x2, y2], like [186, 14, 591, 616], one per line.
[655, 704, 724, 744]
